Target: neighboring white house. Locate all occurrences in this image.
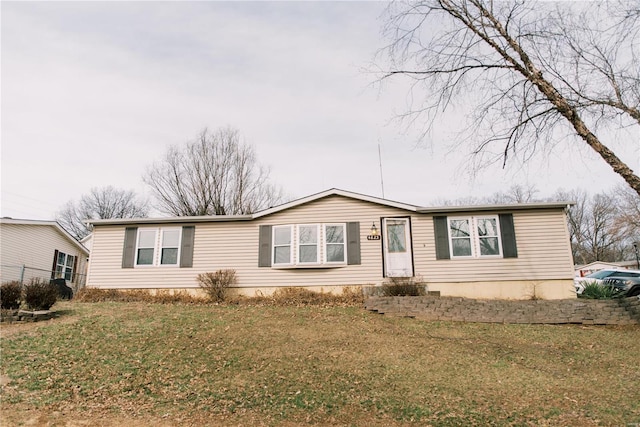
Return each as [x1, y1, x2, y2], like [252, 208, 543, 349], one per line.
[0, 218, 90, 289]
[86, 189, 576, 300]
[575, 261, 635, 277]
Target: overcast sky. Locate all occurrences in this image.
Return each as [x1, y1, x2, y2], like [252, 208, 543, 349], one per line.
[2, 1, 638, 221]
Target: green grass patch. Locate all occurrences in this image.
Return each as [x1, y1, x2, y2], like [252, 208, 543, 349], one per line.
[1, 302, 639, 426]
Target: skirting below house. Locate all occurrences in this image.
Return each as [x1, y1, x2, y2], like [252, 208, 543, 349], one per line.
[426, 279, 576, 300]
[86, 279, 577, 300]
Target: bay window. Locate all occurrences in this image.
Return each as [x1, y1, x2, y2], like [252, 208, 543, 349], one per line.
[271, 223, 347, 266]
[273, 225, 293, 265]
[324, 224, 346, 263]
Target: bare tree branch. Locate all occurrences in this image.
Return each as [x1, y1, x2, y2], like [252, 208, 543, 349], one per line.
[378, 0, 640, 196]
[56, 186, 149, 240]
[143, 127, 285, 216]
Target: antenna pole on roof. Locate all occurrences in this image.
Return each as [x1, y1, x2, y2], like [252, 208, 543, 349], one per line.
[378, 141, 385, 199]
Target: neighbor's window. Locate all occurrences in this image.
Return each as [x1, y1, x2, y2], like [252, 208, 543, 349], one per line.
[55, 251, 75, 281]
[324, 224, 346, 263]
[136, 227, 181, 267]
[448, 216, 502, 258]
[273, 225, 293, 265]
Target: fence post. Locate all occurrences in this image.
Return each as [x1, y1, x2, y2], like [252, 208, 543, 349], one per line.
[20, 264, 25, 284]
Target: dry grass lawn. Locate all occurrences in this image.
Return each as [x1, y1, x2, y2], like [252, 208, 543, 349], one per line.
[1, 301, 639, 426]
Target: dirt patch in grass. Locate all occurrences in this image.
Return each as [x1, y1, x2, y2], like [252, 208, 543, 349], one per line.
[1, 301, 639, 426]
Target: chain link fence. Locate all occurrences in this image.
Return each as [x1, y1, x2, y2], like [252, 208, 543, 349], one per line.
[0, 264, 87, 292]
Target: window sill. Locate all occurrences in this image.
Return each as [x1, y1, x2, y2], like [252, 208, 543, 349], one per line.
[271, 263, 347, 270]
[449, 255, 504, 260]
[134, 264, 180, 268]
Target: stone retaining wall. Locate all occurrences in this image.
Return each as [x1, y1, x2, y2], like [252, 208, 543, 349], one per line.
[0, 309, 53, 323]
[364, 296, 640, 325]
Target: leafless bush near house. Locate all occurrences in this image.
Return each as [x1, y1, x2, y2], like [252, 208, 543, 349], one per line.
[74, 288, 205, 304]
[380, 276, 427, 297]
[197, 270, 237, 303]
[1, 281, 22, 309]
[23, 278, 58, 310]
[247, 286, 364, 307]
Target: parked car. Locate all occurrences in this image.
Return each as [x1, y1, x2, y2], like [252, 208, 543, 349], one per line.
[574, 269, 640, 294]
[602, 276, 640, 297]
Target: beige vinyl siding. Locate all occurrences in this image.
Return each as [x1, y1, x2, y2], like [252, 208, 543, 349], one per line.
[0, 223, 88, 284]
[86, 195, 575, 294]
[87, 196, 409, 290]
[412, 209, 574, 282]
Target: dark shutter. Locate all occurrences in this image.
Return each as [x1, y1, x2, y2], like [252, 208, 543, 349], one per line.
[180, 226, 195, 268]
[122, 227, 138, 268]
[346, 222, 361, 265]
[72, 255, 78, 283]
[499, 213, 518, 258]
[258, 225, 272, 267]
[433, 216, 450, 260]
[51, 249, 59, 279]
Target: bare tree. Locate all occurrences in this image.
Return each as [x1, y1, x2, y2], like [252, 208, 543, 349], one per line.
[143, 127, 284, 216]
[612, 184, 640, 250]
[554, 187, 637, 264]
[485, 183, 539, 204]
[56, 186, 149, 240]
[554, 188, 589, 265]
[582, 194, 624, 262]
[378, 0, 640, 196]
[431, 183, 540, 206]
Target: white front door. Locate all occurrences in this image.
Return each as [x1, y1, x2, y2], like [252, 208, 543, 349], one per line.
[382, 217, 413, 277]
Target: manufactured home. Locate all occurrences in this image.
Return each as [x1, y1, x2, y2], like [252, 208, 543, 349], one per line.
[0, 218, 90, 289]
[86, 189, 576, 300]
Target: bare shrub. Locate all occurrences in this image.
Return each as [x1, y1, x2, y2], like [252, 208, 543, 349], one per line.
[197, 270, 237, 303]
[1, 281, 22, 309]
[381, 276, 427, 297]
[74, 284, 364, 307]
[74, 288, 204, 304]
[339, 286, 365, 305]
[23, 278, 58, 310]
[246, 286, 364, 307]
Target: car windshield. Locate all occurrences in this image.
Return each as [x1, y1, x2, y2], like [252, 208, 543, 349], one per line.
[586, 270, 618, 279]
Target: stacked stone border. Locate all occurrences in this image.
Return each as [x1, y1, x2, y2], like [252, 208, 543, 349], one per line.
[0, 309, 53, 323]
[364, 295, 640, 325]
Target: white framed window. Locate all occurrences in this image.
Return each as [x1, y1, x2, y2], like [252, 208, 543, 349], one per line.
[324, 224, 346, 263]
[298, 224, 319, 264]
[273, 225, 293, 265]
[476, 217, 501, 256]
[271, 223, 348, 266]
[55, 252, 75, 280]
[160, 228, 181, 265]
[448, 216, 502, 258]
[136, 229, 157, 266]
[135, 227, 182, 267]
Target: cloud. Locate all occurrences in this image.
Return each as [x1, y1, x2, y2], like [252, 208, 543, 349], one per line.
[1, 1, 634, 220]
